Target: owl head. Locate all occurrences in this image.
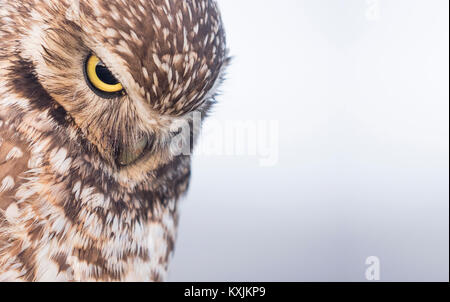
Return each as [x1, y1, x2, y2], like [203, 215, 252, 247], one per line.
[5, 0, 228, 183]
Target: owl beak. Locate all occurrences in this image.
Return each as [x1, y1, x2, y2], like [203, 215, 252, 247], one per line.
[116, 136, 149, 167]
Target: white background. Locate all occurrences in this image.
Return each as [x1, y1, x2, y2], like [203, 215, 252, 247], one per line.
[169, 0, 449, 281]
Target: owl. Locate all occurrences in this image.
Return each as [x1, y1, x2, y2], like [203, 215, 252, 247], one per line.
[0, 0, 228, 281]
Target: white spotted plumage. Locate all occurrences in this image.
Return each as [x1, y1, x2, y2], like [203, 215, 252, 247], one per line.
[0, 176, 14, 193]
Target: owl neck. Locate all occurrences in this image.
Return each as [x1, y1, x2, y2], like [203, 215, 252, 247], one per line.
[0, 111, 189, 280]
[0, 90, 190, 281]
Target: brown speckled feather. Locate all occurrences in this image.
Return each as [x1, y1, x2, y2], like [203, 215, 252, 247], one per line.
[0, 121, 31, 211]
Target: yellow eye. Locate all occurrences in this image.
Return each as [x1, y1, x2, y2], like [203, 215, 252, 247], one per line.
[85, 54, 123, 94]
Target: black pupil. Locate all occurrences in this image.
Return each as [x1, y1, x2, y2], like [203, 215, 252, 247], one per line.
[96, 62, 120, 85]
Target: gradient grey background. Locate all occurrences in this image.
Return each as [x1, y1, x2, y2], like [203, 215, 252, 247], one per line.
[169, 0, 449, 281]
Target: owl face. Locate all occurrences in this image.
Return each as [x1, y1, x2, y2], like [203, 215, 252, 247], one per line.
[14, 0, 227, 182]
